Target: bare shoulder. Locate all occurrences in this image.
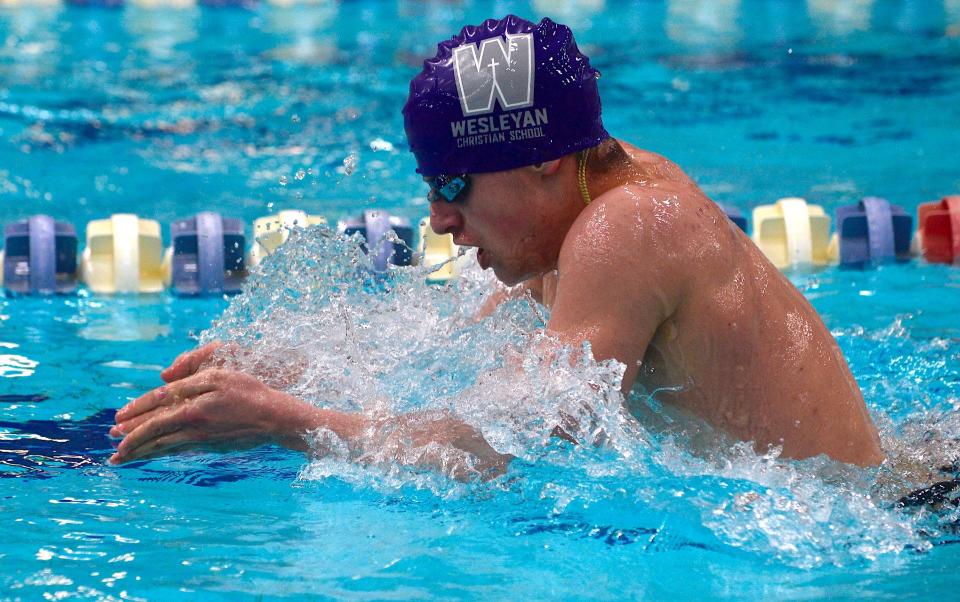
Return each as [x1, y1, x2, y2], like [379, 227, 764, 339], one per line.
[561, 181, 713, 267]
[549, 182, 693, 375]
[618, 141, 701, 188]
[555, 184, 693, 317]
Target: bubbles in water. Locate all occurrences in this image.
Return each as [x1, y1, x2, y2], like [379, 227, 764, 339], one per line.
[294, 169, 306, 181]
[197, 226, 960, 568]
[341, 153, 358, 176]
[278, 175, 288, 186]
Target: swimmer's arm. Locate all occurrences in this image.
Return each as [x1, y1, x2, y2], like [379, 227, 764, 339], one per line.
[109, 369, 510, 481]
[546, 191, 681, 394]
[268, 402, 511, 481]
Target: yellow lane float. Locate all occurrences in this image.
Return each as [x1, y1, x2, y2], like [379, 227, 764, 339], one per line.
[81, 214, 165, 294]
[752, 197, 832, 270]
[418, 218, 460, 282]
[247, 210, 326, 268]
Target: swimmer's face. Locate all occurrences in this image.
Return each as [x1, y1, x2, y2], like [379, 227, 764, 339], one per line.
[427, 164, 570, 286]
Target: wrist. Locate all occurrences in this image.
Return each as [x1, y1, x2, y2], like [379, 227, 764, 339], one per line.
[266, 393, 366, 452]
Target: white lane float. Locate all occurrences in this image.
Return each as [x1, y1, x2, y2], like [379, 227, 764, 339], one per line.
[418, 218, 460, 283]
[81, 214, 165, 294]
[247, 210, 326, 268]
[752, 197, 832, 270]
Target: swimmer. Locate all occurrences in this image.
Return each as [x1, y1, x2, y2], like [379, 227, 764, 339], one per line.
[109, 15, 883, 475]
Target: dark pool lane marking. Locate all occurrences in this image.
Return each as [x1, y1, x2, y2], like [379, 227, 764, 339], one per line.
[0, 394, 50, 403]
[0, 408, 298, 486]
[0, 408, 117, 479]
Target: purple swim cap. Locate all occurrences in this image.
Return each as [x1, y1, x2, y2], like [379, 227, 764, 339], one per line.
[403, 15, 609, 176]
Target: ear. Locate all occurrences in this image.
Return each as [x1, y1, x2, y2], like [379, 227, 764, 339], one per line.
[528, 158, 563, 177]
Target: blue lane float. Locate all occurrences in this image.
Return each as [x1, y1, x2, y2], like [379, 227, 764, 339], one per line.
[163, 212, 246, 296]
[719, 204, 748, 233]
[339, 210, 414, 271]
[1, 215, 79, 295]
[833, 197, 912, 268]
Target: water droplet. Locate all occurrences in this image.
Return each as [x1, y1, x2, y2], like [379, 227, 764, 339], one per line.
[342, 153, 359, 176]
[279, 175, 288, 186]
[295, 169, 306, 181]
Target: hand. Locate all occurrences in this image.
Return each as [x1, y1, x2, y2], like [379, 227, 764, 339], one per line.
[161, 341, 307, 391]
[160, 342, 225, 383]
[109, 368, 321, 465]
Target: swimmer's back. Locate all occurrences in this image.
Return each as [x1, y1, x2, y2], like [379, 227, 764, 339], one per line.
[592, 143, 884, 466]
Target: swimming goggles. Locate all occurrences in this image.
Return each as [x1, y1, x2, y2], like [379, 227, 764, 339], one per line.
[426, 174, 470, 203]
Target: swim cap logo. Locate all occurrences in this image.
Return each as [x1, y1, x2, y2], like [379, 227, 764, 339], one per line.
[452, 33, 535, 116]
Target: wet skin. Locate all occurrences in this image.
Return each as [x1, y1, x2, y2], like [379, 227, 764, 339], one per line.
[439, 141, 883, 466]
[110, 139, 883, 472]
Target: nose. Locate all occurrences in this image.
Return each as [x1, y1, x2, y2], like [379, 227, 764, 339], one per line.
[429, 200, 464, 237]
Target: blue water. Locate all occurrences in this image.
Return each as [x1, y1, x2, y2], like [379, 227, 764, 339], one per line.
[2, 1, 960, 599]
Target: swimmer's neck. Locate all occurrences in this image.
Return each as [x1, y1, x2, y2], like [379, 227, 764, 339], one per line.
[582, 139, 669, 201]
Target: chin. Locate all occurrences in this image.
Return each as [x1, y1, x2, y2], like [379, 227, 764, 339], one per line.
[492, 266, 527, 287]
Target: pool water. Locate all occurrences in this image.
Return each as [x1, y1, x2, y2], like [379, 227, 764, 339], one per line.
[3, 1, 960, 599]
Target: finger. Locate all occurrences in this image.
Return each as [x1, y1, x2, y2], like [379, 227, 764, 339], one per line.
[160, 342, 221, 383]
[110, 404, 168, 438]
[111, 406, 191, 464]
[114, 386, 173, 425]
[132, 440, 200, 463]
[110, 431, 197, 465]
[115, 371, 219, 423]
[161, 342, 223, 383]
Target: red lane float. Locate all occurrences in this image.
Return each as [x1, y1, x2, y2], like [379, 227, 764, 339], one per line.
[917, 195, 960, 264]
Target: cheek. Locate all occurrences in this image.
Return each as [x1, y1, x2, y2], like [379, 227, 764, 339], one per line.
[466, 179, 540, 249]
[485, 216, 535, 258]
[495, 213, 529, 237]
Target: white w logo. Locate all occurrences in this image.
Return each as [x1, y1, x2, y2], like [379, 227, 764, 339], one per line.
[452, 33, 535, 117]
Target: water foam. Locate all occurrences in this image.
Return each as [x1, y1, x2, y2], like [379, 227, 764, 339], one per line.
[198, 224, 960, 568]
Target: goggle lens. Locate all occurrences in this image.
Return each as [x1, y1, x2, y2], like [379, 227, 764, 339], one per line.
[427, 174, 470, 203]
